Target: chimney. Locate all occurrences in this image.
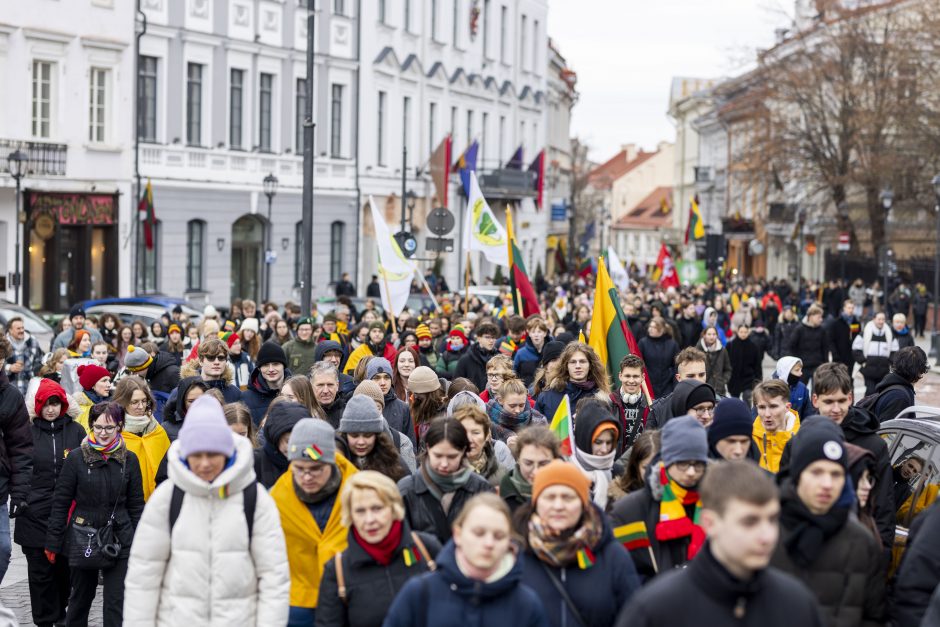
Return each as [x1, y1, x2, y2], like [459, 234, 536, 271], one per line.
[621, 143, 637, 163]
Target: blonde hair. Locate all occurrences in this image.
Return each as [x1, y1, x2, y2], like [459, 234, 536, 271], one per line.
[485, 354, 513, 375]
[496, 378, 528, 400]
[453, 492, 511, 529]
[340, 470, 406, 527]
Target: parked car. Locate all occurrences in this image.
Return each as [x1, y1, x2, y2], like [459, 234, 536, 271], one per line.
[0, 300, 55, 349]
[80, 297, 203, 329]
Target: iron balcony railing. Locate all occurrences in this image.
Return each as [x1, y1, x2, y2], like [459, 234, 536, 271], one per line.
[0, 139, 67, 176]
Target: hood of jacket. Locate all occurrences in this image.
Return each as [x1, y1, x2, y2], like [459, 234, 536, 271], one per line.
[181, 358, 234, 386]
[773, 356, 802, 381]
[315, 339, 344, 362]
[168, 434, 255, 497]
[841, 406, 879, 435]
[248, 365, 293, 398]
[435, 540, 526, 601]
[35, 378, 70, 417]
[702, 307, 717, 327]
[173, 376, 210, 424]
[669, 379, 716, 418]
[573, 401, 621, 454]
[876, 371, 914, 394]
[262, 401, 309, 446]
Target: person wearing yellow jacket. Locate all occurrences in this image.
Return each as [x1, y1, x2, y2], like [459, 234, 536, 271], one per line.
[752, 380, 801, 473]
[73, 363, 112, 432]
[112, 375, 171, 501]
[271, 416, 357, 627]
[343, 322, 397, 376]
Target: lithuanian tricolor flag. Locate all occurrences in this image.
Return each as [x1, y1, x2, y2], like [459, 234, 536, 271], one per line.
[506, 205, 540, 317]
[684, 195, 705, 245]
[588, 257, 653, 399]
[614, 521, 651, 550]
[549, 394, 574, 457]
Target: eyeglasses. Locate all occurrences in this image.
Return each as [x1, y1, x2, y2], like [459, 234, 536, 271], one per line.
[128, 399, 148, 408]
[203, 355, 227, 362]
[673, 461, 706, 473]
[487, 372, 507, 380]
[92, 425, 118, 434]
[691, 406, 715, 417]
[292, 465, 328, 478]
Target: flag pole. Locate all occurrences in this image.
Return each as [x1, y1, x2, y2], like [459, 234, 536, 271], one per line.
[463, 252, 471, 317]
[380, 269, 399, 335]
[416, 268, 442, 312]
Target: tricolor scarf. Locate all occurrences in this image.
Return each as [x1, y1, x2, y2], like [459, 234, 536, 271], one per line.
[527, 503, 604, 570]
[655, 465, 705, 560]
[84, 432, 124, 457]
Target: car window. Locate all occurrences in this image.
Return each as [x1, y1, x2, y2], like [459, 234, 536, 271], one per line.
[890, 432, 937, 527]
[0, 307, 53, 335]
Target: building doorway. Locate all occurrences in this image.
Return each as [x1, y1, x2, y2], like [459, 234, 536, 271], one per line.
[231, 214, 264, 302]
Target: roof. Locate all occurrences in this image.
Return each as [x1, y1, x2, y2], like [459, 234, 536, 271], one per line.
[612, 187, 673, 229]
[588, 149, 656, 188]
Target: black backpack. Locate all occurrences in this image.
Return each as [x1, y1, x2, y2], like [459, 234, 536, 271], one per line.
[169, 480, 258, 541]
[855, 384, 908, 418]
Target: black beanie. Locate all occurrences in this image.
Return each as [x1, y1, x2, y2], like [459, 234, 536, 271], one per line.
[707, 398, 754, 448]
[256, 341, 288, 368]
[789, 418, 847, 481]
[683, 382, 717, 413]
[541, 341, 565, 366]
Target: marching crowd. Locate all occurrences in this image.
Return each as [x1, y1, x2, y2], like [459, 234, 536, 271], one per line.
[0, 274, 937, 626]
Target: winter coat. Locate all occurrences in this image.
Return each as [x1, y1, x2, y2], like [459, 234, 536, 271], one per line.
[752, 412, 800, 474]
[397, 465, 494, 543]
[852, 322, 896, 382]
[536, 382, 609, 424]
[253, 402, 308, 489]
[676, 315, 701, 349]
[159, 342, 184, 368]
[163, 361, 241, 426]
[316, 523, 441, 627]
[894, 501, 940, 627]
[4, 331, 44, 394]
[52, 326, 104, 351]
[162, 376, 206, 441]
[229, 351, 253, 391]
[486, 399, 548, 443]
[700, 341, 732, 395]
[44, 440, 145, 560]
[382, 392, 415, 446]
[13, 408, 86, 548]
[773, 356, 812, 419]
[617, 542, 825, 627]
[646, 379, 720, 431]
[24, 375, 82, 422]
[270, 454, 357, 609]
[0, 370, 34, 506]
[283, 336, 320, 379]
[520, 505, 641, 627]
[770, 495, 885, 627]
[321, 396, 348, 430]
[143, 351, 181, 396]
[344, 341, 397, 377]
[871, 372, 915, 424]
[382, 540, 548, 627]
[726, 337, 763, 396]
[513, 337, 551, 387]
[826, 315, 860, 371]
[771, 318, 799, 360]
[315, 341, 357, 399]
[123, 421, 171, 501]
[241, 366, 293, 425]
[454, 343, 499, 391]
[436, 345, 467, 380]
[123, 437, 290, 626]
[609, 390, 650, 455]
[895, 326, 915, 349]
[785, 320, 830, 370]
[608, 461, 695, 580]
[638, 334, 679, 398]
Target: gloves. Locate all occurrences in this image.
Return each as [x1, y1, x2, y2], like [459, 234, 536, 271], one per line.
[8, 501, 28, 518]
[44, 550, 56, 564]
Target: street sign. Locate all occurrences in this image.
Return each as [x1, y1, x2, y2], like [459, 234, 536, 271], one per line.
[265, 250, 277, 264]
[427, 237, 454, 252]
[394, 231, 418, 258]
[427, 207, 456, 236]
[837, 232, 850, 251]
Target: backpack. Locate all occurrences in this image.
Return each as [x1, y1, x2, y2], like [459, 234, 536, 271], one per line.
[169, 480, 258, 541]
[855, 384, 908, 417]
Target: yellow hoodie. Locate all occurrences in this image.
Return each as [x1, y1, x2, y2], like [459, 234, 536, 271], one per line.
[752, 410, 801, 473]
[271, 454, 357, 608]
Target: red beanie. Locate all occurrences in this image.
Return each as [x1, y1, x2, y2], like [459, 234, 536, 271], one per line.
[78, 364, 110, 391]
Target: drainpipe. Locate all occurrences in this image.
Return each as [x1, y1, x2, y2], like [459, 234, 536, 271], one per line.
[134, 0, 147, 296]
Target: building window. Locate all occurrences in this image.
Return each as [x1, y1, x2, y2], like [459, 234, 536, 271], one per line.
[429, 102, 437, 154]
[230, 69, 244, 149]
[452, 0, 459, 46]
[186, 220, 205, 291]
[186, 63, 203, 146]
[330, 221, 344, 283]
[333, 0, 345, 15]
[296, 78, 307, 154]
[32, 61, 54, 138]
[137, 220, 160, 294]
[450, 105, 458, 146]
[520, 120, 526, 153]
[294, 221, 304, 286]
[330, 84, 343, 158]
[431, 0, 438, 38]
[483, 0, 490, 56]
[521, 14, 527, 70]
[377, 91, 386, 165]
[482, 112, 488, 164]
[88, 67, 108, 143]
[259, 73, 273, 152]
[499, 115, 506, 161]
[379, 0, 386, 23]
[403, 0, 411, 31]
[138, 56, 157, 142]
[500, 5, 507, 63]
[466, 109, 473, 143]
[533, 19, 539, 70]
[403, 96, 411, 156]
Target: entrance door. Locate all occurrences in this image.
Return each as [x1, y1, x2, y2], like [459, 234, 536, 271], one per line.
[231, 215, 264, 302]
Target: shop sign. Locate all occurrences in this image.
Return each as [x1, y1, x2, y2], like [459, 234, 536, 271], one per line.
[29, 192, 115, 225]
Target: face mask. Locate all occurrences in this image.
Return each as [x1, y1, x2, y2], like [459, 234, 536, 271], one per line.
[787, 372, 800, 387]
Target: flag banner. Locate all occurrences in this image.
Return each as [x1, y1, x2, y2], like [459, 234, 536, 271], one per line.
[614, 521, 651, 550]
[577, 257, 595, 279]
[505, 145, 524, 169]
[684, 195, 705, 245]
[549, 394, 574, 457]
[528, 149, 546, 209]
[429, 135, 452, 209]
[677, 260, 708, 286]
[607, 247, 631, 293]
[138, 180, 156, 250]
[655, 244, 680, 290]
[369, 196, 416, 317]
[464, 172, 510, 266]
[452, 141, 479, 196]
[506, 206, 540, 317]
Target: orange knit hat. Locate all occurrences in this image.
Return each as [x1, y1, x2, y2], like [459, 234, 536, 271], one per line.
[531, 460, 592, 505]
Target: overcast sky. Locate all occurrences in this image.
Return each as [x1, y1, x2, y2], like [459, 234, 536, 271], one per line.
[547, 0, 789, 161]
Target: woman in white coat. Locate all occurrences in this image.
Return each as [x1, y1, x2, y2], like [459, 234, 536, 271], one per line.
[123, 395, 290, 626]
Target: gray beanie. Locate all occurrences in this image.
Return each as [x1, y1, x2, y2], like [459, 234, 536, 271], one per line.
[287, 418, 336, 464]
[447, 390, 486, 418]
[661, 415, 709, 466]
[339, 395, 385, 434]
[366, 357, 393, 380]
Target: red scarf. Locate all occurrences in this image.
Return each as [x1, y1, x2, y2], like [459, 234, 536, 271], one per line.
[353, 519, 404, 566]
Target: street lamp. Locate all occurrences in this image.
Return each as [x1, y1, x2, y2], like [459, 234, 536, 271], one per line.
[880, 186, 894, 314]
[930, 175, 940, 359]
[7, 150, 26, 305]
[263, 172, 278, 302]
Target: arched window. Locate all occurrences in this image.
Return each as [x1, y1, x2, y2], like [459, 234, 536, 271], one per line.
[330, 221, 344, 283]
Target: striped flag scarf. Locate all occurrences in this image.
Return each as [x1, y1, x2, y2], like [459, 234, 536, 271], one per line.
[655, 465, 705, 560]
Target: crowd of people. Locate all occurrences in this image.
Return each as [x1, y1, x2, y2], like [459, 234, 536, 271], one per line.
[0, 273, 936, 626]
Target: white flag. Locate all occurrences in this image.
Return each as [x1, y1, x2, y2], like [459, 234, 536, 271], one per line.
[607, 247, 630, 293]
[369, 196, 416, 317]
[464, 172, 509, 267]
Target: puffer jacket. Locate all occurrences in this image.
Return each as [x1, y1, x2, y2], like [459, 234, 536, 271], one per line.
[752, 411, 800, 474]
[144, 351, 181, 395]
[241, 365, 293, 425]
[44, 439, 145, 559]
[383, 540, 548, 627]
[436, 345, 467, 380]
[344, 341, 397, 376]
[123, 437, 290, 627]
[316, 523, 441, 627]
[785, 319, 830, 370]
[283, 336, 320, 379]
[0, 370, 34, 507]
[520, 505, 641, 627]
[772, 356, 811, 419]
[726, 336, 762, 396]
[397, 463, 494, 543]
[270, 454, 357, 609]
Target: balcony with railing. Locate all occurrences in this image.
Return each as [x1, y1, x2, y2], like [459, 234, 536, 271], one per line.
[0, 139, 68, 176]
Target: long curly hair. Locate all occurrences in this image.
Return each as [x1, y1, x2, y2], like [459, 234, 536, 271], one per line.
[546, 342, 610, 394]
[337, 431, 408, 482]
[392, 345, 420, 401]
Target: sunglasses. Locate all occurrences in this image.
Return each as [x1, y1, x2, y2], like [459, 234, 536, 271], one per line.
[203, 354, 227, 362]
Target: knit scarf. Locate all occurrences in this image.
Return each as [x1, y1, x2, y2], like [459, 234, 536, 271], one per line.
[655, 465, 705, 560]
[571, 447, 615, 510]
[353, 519, 404, 566]
[421, 461, 473, 515]
[469, 443, 499, 480]
[123, 413, 156, 436]
[570, 380, 596, 392]
[780, 483, 849, 568]
[487, 401, 533, 431]
[506, 466, 532, 499]
[84, 389, 109, 405]
[527, 502, 604, 570]
[84, 432, 124, 457]
[293, 465, 342, 504]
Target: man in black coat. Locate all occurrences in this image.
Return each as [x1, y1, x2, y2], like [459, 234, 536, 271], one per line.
[454, 322, 500, 391]
[334, 272, 356, 297]
[0, 337, 34, 584]
[617, 461, 824, 627]
[785, 305, 831, 383]
[365, 275, 381, 298]
[895, 500, 940, 627]
[824, 299, 860, 374]
[676, 302, 701, 349]
[871, 346, 928, 424]
[726, 325, 762, 406]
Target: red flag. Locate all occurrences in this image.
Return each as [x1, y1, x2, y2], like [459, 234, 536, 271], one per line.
[528, 150, 545, 209]
[137, 180, 155, 250]
[429, 135, 452, 209]
[655, 244, 680, 289]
